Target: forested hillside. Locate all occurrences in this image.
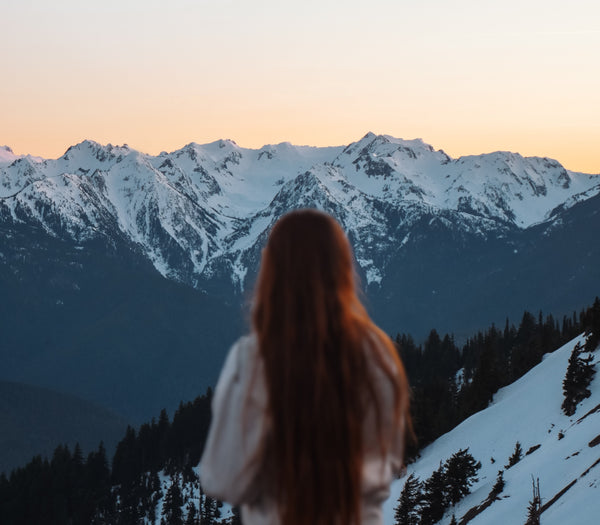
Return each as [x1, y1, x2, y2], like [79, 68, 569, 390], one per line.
[2, 298, 598, 524]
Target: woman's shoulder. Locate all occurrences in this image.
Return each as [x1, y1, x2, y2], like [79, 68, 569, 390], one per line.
[220, 333, 266, 398]
[364, 328, 397, 370]
[214, 334, 258, 388]
[236, 333, 258, 352]
[229, 333, 260, 368]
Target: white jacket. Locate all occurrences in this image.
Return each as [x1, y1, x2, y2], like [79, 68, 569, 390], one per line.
[199, 334, 404, 525]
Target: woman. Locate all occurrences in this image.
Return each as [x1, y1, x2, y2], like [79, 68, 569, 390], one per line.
[200, 209, 412, 525]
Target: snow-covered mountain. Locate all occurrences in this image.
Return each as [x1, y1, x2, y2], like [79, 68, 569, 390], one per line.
[2, 134, 599, 422]
[1, 134, 598, 289]
[383, 335, 600, 524]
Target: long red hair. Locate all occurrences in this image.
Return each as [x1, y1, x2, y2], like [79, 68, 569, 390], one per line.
[252, 209, 411, 525]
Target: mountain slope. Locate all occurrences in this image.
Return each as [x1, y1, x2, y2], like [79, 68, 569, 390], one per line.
[383, 335, 600, 524]
[0, 380, 128, 475]
[369, 190, 600, 339]
[0, 220, 241, 422]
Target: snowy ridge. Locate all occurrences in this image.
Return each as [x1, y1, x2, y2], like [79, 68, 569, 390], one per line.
[0, 146, 44, 171]
[1, 134, 598, 288]
[0, 146, 18, 167]
[383, 336, 600, 524]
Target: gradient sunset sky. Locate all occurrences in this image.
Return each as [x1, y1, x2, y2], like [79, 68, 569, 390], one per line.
[2, 0, 599, 173]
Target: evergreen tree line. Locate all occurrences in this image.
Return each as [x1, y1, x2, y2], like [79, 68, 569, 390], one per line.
[0, 443, 111, 525]
[0, 393, 231, 525]
[1, 298, 598, 524]
[111, 392, 213, 487]
[397, 297, 600, 453]
[394, 442, 527, 525]
[394, 448, 481, 525]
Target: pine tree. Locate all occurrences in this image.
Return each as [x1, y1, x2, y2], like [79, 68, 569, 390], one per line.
[200, 490, 221, 525]
[50, 444, 73, 524]
[185, 501, 198, 525]
[489, 470, 505, 498]
[420, 463, 447, 525]
[162, 475, 184, 525]
[505, 441, 523, 469]
[584, 297, 600, 352]
[112, 425, 138, 485]
[562, 342, 596, 416]
[73, 443, 84, 467]
[444, 448, 481, 505]
[510, 311, 539, 380]
[524, 477, 541, 525]
[449, 515, 458, 525]
[394, 473, 422, 525]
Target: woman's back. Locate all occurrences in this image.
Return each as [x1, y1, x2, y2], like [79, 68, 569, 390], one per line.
[200, 333, 405, 525]
[200, 209, 411, 525]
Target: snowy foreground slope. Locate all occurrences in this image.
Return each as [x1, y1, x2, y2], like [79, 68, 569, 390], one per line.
[383, 335, 600, 524]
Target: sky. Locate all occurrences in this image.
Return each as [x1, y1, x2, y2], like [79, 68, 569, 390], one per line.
[1, 0, 599, 173]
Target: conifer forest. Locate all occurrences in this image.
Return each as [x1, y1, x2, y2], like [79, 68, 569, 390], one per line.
[1, 298, 598, 524]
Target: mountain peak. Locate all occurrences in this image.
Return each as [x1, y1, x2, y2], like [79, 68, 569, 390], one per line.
[59, 140, 133, 166]
[0, 145, 18, 165]
[218, 138, 237, 148]
[66, 139, 103, 153]
[63, 140, 131, 156]
[362, 131, 377, 140]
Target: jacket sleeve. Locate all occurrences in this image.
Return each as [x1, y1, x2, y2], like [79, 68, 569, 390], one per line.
[199, 338, 266, 505]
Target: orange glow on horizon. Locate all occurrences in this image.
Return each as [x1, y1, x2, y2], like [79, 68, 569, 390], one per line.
[5, 123, 599, 175]
[1, 0, 599, 174]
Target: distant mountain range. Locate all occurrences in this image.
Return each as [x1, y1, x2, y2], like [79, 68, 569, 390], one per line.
[2, 134, 598, 289]
[1, 134, 599, 425]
